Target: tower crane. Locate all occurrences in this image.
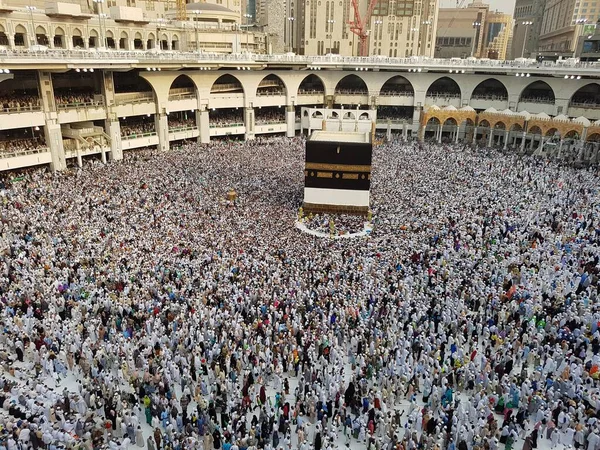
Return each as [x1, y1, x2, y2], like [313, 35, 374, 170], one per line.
[176, 0, 187, 21]
[348, 0, 379, 56]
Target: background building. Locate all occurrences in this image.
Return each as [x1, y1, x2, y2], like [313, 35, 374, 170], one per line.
[0, 0, 267, 53]
[435, 1, 511, 59]
[511, 0, 545, 59]
[538, 0, 600, 59]
[435, 1, 489, 58]
[301, 0, 439, 56]
[483, 10, 513, 60]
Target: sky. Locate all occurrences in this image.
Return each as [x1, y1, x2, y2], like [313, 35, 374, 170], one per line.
[439, 0, 516, 14]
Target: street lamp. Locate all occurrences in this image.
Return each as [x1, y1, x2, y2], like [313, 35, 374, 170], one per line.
[574, 18, 589, 57]
[25, 6, 36, 47]
[243, 13, 252, 53]
[471, 21, 481, 57]
[520, 21, 533, 58]
[156, 18, 166, 50]
[421, 20, 431, 55]
[287, 16, 295, 53]
[93, 0, 106, 49]
[191, 10, 201, 52]
[327, 19, 335, 53]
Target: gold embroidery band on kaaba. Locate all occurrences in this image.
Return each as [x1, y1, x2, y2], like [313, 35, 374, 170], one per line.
[316, 171, 334, 178]
[342, 173, 359, 180]
[305, 163, 372, 173]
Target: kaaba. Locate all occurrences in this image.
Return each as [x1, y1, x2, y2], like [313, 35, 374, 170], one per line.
[303, 131, 372, 215]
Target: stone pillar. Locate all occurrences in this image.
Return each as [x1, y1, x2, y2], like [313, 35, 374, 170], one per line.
[530, 136, 535, 151]
[44, 122, 67, 172]
[155, 113, 169, 151]
[106, 120, 123, 161]
[197, 109, 210, 144]
[37, 70, 66, 171]
[244, 106, 255, 140]
[534, 137, 544, 156]
[557, 140, 564, 159]
[402, 121, 407, 141]
[100, 149, 107, 164]
[286, 105, 295, 138]
[504, 130, 509, 150]
[455, 124, 460, 143]
[386, 120, 392, 141]
[521, 132, 527, 152]
[472, 127, 478, 145]
[437, 124, 442, 143]
[76, 150, 82, 168]
[488, 130, 493, 147]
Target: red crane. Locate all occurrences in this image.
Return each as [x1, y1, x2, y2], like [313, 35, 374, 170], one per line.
[349, 0, 379, 56]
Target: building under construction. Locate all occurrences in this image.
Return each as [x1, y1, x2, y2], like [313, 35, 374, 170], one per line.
[289, 0, 439, 57]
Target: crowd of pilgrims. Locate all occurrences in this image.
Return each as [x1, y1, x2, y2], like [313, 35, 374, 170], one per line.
[1, 136, 600, 450]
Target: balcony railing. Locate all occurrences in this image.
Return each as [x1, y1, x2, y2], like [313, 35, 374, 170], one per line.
[114, 93, 155, 105]
[255, 120, 286, 125]
[379, 91, 414, 97]
[0, 147, 48, 159]
[168, 92, 196, 101]
[121, 131, 157, 140]
[376, 119, 413, 125]
[0, 49, 600, 72]
[209, 122, 244, 128]
[168, 126, 197, 132]
[57, 100, 104, 109]
[0, 104, 42, 114]
[570, 102, 600, 109]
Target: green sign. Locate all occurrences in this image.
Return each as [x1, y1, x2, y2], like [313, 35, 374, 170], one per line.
[583, 24, 597, 36]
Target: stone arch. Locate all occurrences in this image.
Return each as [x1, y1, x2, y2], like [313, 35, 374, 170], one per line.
[565, 129, 580, 139]
[443, 117, 458, 126]
[587, 133, 600, 142]
[172, 33, 179, 50]
[471, 78, 508, 100]
[380, 75, 414, 96]
[303, 109, 309, 117]
[72, 27, 82, 36]
[169, 74, 197, 98]
[359, 112, 370, 120]
[519, 81, 555, 103]
[35, 25, 48, 45]
[343, 111, 355, 119]
[545, 127, 558, 137]
[478, 119, 491, 128]
[13, 24, 27, 47]
[426, 77, 461, 98]
[113, 69, 156, 101]
[298, 74, 325, 95]
[528, 125, 542, 135]
[511, 123, 524, 132]
[256, 73, 287, 96]
[570, 83, 600, 107]
[210, 74, 244, 94]
[426, 116, 441, 125]
[311, 110, 323, 118]
[328, 111, 339, 119]
[89, 28, 99, 37]
[334, 74, 368, 95]
[494, 121, 506, 130]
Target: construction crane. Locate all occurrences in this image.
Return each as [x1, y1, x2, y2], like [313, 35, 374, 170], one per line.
[176, 0, 187, 21]
[348, 0, 378, 56]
